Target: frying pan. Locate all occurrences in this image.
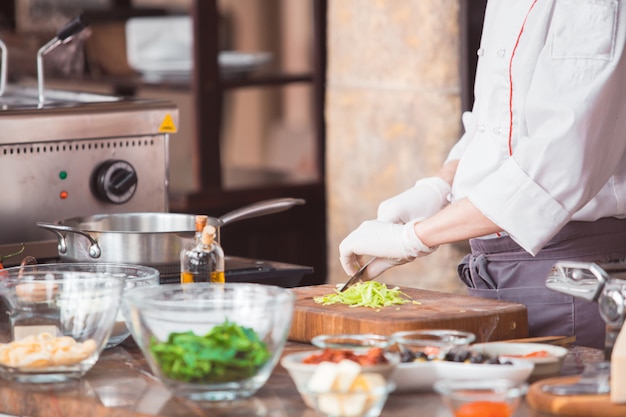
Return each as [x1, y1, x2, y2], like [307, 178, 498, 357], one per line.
[36, 198, 304, 265]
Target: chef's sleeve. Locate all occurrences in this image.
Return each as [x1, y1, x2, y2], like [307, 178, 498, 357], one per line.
[469, 2, 626, 255]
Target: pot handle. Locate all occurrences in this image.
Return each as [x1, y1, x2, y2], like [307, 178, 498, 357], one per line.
[36, 222, 102, 259]
[217, 198, 306, 226]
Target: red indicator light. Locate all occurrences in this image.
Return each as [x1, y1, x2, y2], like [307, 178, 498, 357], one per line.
[60, 191, 69, 200]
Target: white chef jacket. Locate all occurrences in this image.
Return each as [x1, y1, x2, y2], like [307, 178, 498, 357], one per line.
[447, 0, 626, 255]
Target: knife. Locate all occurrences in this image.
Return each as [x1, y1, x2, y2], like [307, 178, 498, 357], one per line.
[501, 335, 576, 346]
[339, 257, 376, 292]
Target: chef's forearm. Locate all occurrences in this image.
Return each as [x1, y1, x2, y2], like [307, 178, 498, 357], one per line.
[413, 197, 502, 248]
[434, 159, 458, 186]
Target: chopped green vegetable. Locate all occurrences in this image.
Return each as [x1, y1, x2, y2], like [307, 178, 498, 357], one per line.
[149, 320, 271, 383]
[314, 281, 418, 309]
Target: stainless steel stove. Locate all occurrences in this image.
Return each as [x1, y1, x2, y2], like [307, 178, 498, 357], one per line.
[0, 85, 176, 262]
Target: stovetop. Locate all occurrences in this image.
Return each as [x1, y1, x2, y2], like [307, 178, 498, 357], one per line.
[3, 253, 313, 289]
[158, 255, 313, 288]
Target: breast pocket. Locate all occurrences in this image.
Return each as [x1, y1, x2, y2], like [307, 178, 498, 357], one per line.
[551, 0, 618, 60]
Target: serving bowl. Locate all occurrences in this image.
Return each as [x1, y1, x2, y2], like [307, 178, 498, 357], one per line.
[301, 379, 396, 417]
[0, 268, 125, 383]
[281, 347, 399, 408]
[434, 379, 528, 417]
[391, 329, 476, 361]
[3, 263, 160, 348]
[122, 282, 295, 401]
[470, 342, 567, 379]
[311, 333, 394, 352]
[390, 357, 534, 393]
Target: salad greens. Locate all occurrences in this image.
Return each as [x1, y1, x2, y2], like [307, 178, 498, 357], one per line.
[150, 320, 271, 383]
[314, 281, 418, 310]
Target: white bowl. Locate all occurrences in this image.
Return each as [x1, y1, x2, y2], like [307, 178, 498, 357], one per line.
[470, 342, 567, 379]
[389, 361, 438, 392]
[280, 349, 399, 407]
[390, 358, 534, 392]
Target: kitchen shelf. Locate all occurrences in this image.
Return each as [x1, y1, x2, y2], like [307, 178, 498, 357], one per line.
[221, 72, 314, 89]
[175, 0, 327, 285]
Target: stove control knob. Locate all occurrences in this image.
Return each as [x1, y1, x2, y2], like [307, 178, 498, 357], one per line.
[92, 160, 138, 204]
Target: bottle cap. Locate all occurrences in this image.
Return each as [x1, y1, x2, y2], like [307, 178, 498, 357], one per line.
[195, 215, 209, 232]
[201, 225, 217, 245]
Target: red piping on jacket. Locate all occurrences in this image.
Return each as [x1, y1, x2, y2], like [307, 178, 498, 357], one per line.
[508, 0, 539, 156]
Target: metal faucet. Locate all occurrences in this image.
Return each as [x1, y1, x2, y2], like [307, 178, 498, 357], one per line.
[36, 14, 89, 107]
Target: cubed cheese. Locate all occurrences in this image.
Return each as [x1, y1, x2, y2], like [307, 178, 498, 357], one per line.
[350, 372, 386, 392]
[307, 361, 339, 392]
[332, 359, 362, 392]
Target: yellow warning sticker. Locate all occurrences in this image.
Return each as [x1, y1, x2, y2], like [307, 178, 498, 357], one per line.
[159, 114, 178, 133]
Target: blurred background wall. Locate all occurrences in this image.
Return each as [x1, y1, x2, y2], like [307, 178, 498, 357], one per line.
[325, 0, 468, 293]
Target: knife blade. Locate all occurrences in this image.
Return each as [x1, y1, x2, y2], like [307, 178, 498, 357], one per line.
[339, 257, 376, 292]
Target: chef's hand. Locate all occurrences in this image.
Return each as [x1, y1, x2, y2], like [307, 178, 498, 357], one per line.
[339, 218, 437, 278]
[377, 177, 451, 224]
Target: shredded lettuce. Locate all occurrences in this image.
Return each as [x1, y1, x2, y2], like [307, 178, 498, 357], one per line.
[314, 281, 419, 309]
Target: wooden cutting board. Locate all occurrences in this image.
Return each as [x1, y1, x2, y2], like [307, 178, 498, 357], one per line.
[527, 376, 626, 417]
[288, 284, 528, 343]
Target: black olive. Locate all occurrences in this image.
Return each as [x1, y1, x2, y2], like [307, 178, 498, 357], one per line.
[451, 350, 472, 362]
[469, 353, 486, 363]
[400, 351, 414, 363]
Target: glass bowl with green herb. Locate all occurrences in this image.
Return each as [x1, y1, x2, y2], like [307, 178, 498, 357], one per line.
[121, 282, 295, 401]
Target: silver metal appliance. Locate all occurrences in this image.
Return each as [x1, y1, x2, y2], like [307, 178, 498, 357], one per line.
[0, 16, 177, 264]
[546, 261, 626, 359]
[0, 86, 177, 263]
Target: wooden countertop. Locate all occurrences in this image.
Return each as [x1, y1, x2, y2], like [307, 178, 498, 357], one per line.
[0, 338, 605, 417]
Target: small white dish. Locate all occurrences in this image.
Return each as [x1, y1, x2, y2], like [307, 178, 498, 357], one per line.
[435, 358, 534, 382]
[390, 358, 534, 393]
[389, 361, 437, 392]
[470, 342, 567, 379]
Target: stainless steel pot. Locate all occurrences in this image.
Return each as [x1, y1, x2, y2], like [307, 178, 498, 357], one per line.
[36, 198, 305, 265]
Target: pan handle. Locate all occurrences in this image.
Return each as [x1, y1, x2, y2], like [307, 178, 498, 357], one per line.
[36, 222, 102, 259]
[217, 198, 306, 226]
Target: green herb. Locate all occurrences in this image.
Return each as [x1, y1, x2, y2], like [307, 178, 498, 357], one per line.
[314, 281, 419, 309]
[149, 320, 271, 383]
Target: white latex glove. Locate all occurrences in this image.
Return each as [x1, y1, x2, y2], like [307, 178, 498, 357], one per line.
[339, 218, 437, 279]
[377, 176, 451, 224]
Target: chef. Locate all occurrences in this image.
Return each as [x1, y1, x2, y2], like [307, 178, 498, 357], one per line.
[339, 0, 626, 350]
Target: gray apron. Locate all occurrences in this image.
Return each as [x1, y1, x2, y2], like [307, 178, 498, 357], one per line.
[458, 217, 626, 350]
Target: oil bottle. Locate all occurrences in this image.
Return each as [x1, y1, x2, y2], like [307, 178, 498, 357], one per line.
[180, 220, 225, 284]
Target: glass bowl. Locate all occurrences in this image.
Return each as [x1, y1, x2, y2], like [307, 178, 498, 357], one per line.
[3, 263, 160, 349]
[391, 329, 476, 361]
[312, 334, 393, 352]
[281, 348, 399, 409]
[0, 268, 125, 383]
[301, 380, 396, 417]
[122, 282, 295, 401]
[434, 379, 528, 417]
